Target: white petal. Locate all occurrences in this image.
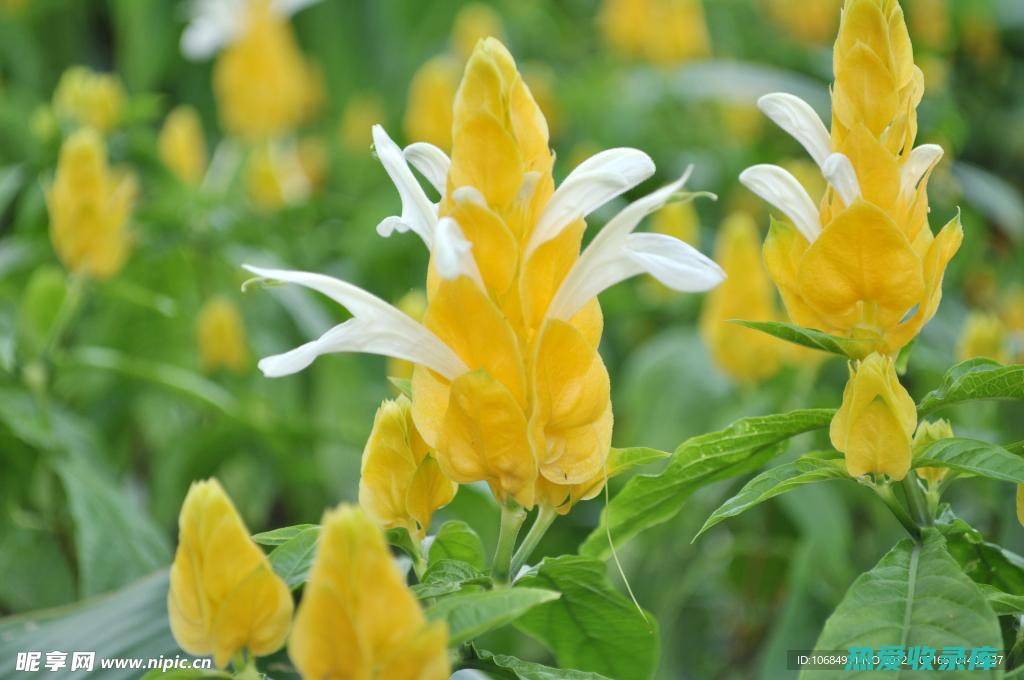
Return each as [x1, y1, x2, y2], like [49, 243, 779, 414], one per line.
[451, 186, 486, 206]
[739, 165, 821, 243]
[433, 217, 484, 286]
[403, 142, 450, 196]
[271, 0, 321, 16]
[757, 93, 832, 168]
[547, 173, 722, 321]
[180, 0, 245, 60]
[822, 153, 861, 207]
[372, 125, 438, 248]
[243, 264, 467, 379]
[524, 148, 656, 258]
[900, 144, 944, 197]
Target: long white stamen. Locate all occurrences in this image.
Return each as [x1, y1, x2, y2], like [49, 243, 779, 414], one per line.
[739, 165, 822, 243]
[403, 143, 450, 196]
[757, 93, 832, 168]
[900, 144, 944, 197]
[822, 153, 862, 207]
[372, 125, 438, 248]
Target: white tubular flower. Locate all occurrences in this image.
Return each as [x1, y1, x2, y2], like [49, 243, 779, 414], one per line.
[756, 93, 832, 168]
[433, 217, 483, 286]
[738, 164, 822, 243]
[373, 125, 439, 247]
[180, 0, 320, 60]
[403, 142, 450, 196]
[822, 153, 861, 207]
[900, 144, 944, 198]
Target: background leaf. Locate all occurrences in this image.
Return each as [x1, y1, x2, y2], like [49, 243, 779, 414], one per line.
[425, 587, 560, 646]
[267, 526, 320, 590]
[470, 647, 614, 680]
[252, 524, 318, 546]
[915, 438, 1024, 483]
[428, 520, 487, 571]
[918, 359, 1024, 415]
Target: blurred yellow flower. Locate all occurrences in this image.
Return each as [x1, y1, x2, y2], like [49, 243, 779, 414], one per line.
[53, 66, 125, 134]
[742, 0, 962, 357]
[47, 129, 135, 280]
[599, 0, 710, 65]
[245, 38, 722, 514]
[652, 199, 698, 246]
[451, 3, 505, 61]
[1017, 486, 1024, 528]
[197, 296, 250, 373]
[168, 479, 293, 669]
[523, 64, 562, 141]
[289, 505, 450, 680]
[388, 289, 428, 381]
[404, 56, 460, 151]
[358, 395, 457, 539]
[700, 212, 784, 384]
[830, 352, 917, 480]
[912, 418, 954, 484]
[907, 0, 950, 51]
[159, 106, 208, 185]
[760, 0, 841, 44]
[339, 93, 386, 152]
[245, 142, 310, 210]
[958, 311, 1008, 364]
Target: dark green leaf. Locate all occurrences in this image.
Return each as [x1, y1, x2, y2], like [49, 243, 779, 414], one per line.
[386, 526, 422, 561]
[730, 319, 869, 358]
[425, 587, 559, 646]
[472, 648, 613, 680]
[411, 559, 490, 599]
[978, 584, 1024, 615]
[429, 520, 486, 571]
[940, 518, 1024, 595]
[918, 359, 1024, 415]
[252, 524, 318, 546]
[268, 527, 320, 590]
[915, 438, 1024, 483]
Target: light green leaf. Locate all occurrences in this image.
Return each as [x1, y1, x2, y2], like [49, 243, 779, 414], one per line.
[385, 526, 421, 561]
[580, 409, 835, 558]
[388, 376, 412, 398]
[268, 526, 320, 590]
[425, 587, 559, 646]
[516, 555, 658, 680]
[410, 559, 490, 599]
[252, 524, 318, 546]
[17, 265, 67, 357]
[606, 446, 671, 478]
[471, 648, 613, 680]
[978, 584, 1024, 615]
[801, 529, 1001, 679]
[694, 453, 848, 541]
[0, 526, 76, 611]
[918, 359, 1024, 415]
[731, 319, 870, 358]
[428, 520, 486, 571]
[914, 438, 1024, 483]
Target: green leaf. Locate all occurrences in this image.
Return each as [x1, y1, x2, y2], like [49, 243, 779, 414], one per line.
[472, 648, 613, 680]
[915, 438, 1024, 483]
[978, 584, 1024, 615]
[606, 446, 671, 478]
[940, 518, 1024, 595]
[252, 523, 318, 546]
[428, 520, 486, 571]
[17, 265, 67, 356]
[516, 555, 658, 680]
[268, 526, 320, 590]
[410, 559, 490, 599]
[918, 359, 1024, 415]
[801, 529, 1001, 679]
[388, 376, 413, 398]
[730, 319, 869, 358]
[0, 526, 76, 611]
[425, 587, 559, 646]
[56, 456, 171, 597]
[0, 571, 180, 680]
[694, 453, 848, 541]
[580, 409, 835, 559]
[386, 526, 421, 561]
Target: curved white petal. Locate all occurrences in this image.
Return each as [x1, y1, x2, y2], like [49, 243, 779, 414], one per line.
[271, 0, 321, 17]
[433, 217, 484, 286]
[547, 172, 722, 321]
[243, 264, 467, 379]
[739, 164, 821, 243]
[524, 148, 656, 258]
[822, 153, 861, 207]
[403, 142, 450, 196]
[900, 144, 944, 197]
[372, 125, 438, 248]
[757, 93, 832, 168]
[180, 0, 245, 60]
[451, 186, 486, 206]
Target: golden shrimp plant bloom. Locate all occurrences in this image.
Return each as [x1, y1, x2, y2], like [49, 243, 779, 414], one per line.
[159, 106, 208, 185]
[52, 66, 125, 134]
[246, 38, 723, 513]
[358, 395, 457, 539]
[288, 505, 450, 680]
[47, 129, 135, 280]
[741, 0, 962, 357]
[197, 296, 251, 373]
[168, 479, 293, 668]
[912, 418, 954, 484]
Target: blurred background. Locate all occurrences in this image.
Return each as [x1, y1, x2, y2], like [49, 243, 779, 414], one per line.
[0, 0, 1022, 678]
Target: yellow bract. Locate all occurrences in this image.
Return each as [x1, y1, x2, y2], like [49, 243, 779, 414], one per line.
[764, 0, 961, 356]
[912, 418, 954, 484]
[958, 311, 1008, 364]
[830, 352, 917, 480]
[288, 505, 450, 680]
[599, 0, 710, 65]
[197, 296, 250, 373]
[358, 396, 457, 539]
[700, 212, 784, 384]
[53, 66, 125, 134]
[159, 106, 208, 185]
[410, 38, 611, 513]
[47, 129, 135, 280]
[168, 479, 293, 668]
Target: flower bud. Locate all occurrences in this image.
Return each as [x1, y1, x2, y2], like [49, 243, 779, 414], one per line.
[912, 418, 954, 483]
[159, 106, 208, 185]
[197, 296, 250, 373]
[53, 66, 125, 134]
[958, 312, 1008, 364]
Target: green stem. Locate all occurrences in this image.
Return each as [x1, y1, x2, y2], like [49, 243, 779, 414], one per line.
[41, 273, 85, 361]
[901, 471, 931, 527]
[510, 505, 557, 576]
[491, 501, 527, 584]
[409, 535, 427, 581]
[873, 481, 921, 541]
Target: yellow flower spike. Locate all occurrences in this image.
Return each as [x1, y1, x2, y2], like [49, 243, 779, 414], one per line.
[358, 396, 457, 540]
[830, 353, 917, 480]
[742, 0, 962, 357]
[53, 66, 125, 134]
[760, 0, 841, 44]
[907, 0, 950, 51]
[288, 505, 450, 680]
[700, 212, 785, 384]
[958, 312, 1008, 364]
[245, 142, 310, 210]
[599, 0, 710, 65]
[197, 296, 250, 374]
[47, 129, 135, 280]
[168, 479, 293, 669]
[451, 3, 505, 61]
[339, 93, 386, 153]
[912, 418, 954, 484]
[404, 56, 461, 152]
[159, 106, 208, 186]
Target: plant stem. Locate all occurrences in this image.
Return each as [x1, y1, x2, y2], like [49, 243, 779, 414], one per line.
[42, 273, 85, 361]
[491, 501, 527, 584]
[873, 481, 921, 541]
[901, 471, 931, 527]
[510, 505, 557, 576]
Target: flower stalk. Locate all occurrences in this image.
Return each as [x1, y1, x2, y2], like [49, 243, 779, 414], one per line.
[900, 471, 932, 527]
[491, 501, 527, 584]
[510, 505, 558, 576]
[872, 479, 921, 541]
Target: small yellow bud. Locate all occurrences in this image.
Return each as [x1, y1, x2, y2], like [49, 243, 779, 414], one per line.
[359, 396, 457, 539]
[338, 93, 386, 153]
[830, 353, 917, 480]
[403, 56, 460, 151]
[168, 479, 293, 668]
[288, 505, 450, 680]
[599, 0, 710, 65]
[159, 106, 208, 185]
[912, 418, 954, 483]
[958, 312, 1008, 364]
[451, 3, 505, 61]
[197, 296, 250, 374]
[47, 129, 135, 280]
[53, 66, 125, 134]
